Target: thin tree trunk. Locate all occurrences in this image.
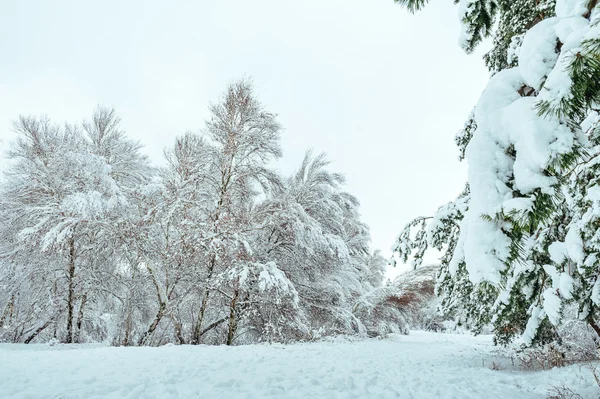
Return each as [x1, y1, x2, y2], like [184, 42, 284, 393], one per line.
[191, 255, 217, 344]
[23, 308, 63, 344]
[65, 237, 76, 344]
[74, 294, 87, 343]
[226, 289, 239, 346]
[199, 317, 228, 337]
[170, 314, 185, 345]
[144, 263, 183, 345]
[586, 0, 598, 18]
[24, 319, 54, 344]
[122, 292, 135, 347]
[0, 294, 14, 328]
[192, 171, 230, 344]
[123, 308, 132, 346]
[52, 280, 58, 339]
[587, 314, 600, 340]
[192, 290, 211, 344]
[138, 304, 165, 346]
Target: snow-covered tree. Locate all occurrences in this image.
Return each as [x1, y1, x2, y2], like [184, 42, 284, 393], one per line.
[394, 0, 600, 346]
[0, 108, 152, 343]
[190, 79, 284, 344]
[0, 81, 399, 346]
[251, 151, 407, 339]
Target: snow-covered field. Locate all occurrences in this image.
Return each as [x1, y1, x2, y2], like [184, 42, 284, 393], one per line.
[1, 331, 597, 399]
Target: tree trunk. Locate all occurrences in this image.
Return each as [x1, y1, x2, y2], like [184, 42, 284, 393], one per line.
[24, 319, 54, 344]
[192, 290, 211, 344]
[0, 294, 14, 328]
[65, 237, 76, 344]
[226, 289, 239, 346]
[192, 177, 229, 344]
[74, 294, 87, 343]
[23, 308, 63, 344]
[145, 263, 183, 345]
[170, 314, 185, 345]
[199, 317, 228, 337]
[123, 308, 132, 346]
[191, 255, 217, 344]
[587, 314, 600, 340]
[138, 303, 165, 346]
[586, 0, 599, 18]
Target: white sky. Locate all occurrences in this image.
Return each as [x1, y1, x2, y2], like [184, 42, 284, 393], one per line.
[0, 0, 489, 278]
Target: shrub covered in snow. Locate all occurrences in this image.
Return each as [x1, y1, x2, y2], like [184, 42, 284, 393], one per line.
[391, 265, 446, 331]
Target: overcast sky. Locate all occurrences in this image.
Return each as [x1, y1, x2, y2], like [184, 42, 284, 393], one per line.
[0, 0, 489, 277]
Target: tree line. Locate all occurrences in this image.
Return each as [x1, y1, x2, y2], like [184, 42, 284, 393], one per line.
[0, 80, 407, 345]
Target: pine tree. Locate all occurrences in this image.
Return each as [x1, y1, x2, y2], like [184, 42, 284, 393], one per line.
[393, 0, 600, 345]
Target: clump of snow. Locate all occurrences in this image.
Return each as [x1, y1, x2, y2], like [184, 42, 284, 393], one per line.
[549, 241, 567, 263]
[558, 272, 575, 300]
[501, 197, 535, 214]
[565, 227, 585, 264]
[555, 0, 590, 18]
[459, 68, 523, 284]
[227, 262, 300, 306]
[256, 262, 297, 299]
[524, 306, 545, 345]
[543, 288, 563, 325]
[518, 18, 560, 90]
[507, 34, 525, 67]
[592, 278, 600, 305]
[582, 110, 600, 133]
[503, 96, 571, 195]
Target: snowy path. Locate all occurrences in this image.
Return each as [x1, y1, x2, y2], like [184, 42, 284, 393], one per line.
[0, 331, 596, 398]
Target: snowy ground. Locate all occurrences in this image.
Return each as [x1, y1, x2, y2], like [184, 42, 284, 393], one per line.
[1, 331, 598, 399]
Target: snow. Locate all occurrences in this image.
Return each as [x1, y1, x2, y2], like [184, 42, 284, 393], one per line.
[537, 16, 590, 110]
[582, 110, 600, 133]
[555, 0, 590, 18]
[565, 226, 585, 264]
[592, 277, 600, 305]
[501, 197, 534, 214]
[518, 18, 560, 91]
[543, 288, 563, 325]
[228, 261, 300, 305]
[523, 306, 549, 346]
[548, 241, 567, 263]
[1, 332, 599, 399]
[558, 272, 575, 300]
[256, 262, 297, 298]
[459, 68, 522, 284]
